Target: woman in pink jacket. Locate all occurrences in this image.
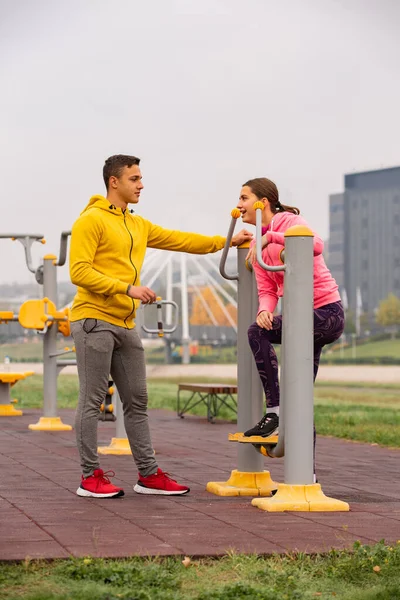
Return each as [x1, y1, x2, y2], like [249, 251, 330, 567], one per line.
[237, 178, 344, 462]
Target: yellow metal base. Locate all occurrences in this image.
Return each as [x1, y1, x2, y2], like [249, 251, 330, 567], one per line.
[98, 438, 132, 455]
[0, 404, 23, 416]
[207, 469, 279, 497]
[28, 417, 72, 431]
[251, 483, 350, 512]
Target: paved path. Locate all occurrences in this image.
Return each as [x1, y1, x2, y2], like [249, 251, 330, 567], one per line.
[1, 409, 400, 560]
[8, 362, 400, 383]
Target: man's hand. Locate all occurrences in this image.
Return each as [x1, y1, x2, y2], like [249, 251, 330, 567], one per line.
[256, 310, 274, 330]
[245, 234, 268, 264]
[231, 229, 253, 247]
[127, 285, 157, 304]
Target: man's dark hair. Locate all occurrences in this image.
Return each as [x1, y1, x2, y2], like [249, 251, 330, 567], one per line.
[103, 155, 141, 190]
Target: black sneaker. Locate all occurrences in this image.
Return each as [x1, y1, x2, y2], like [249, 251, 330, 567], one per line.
[244, 413, 279, 438]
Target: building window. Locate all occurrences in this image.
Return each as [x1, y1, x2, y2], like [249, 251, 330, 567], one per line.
[362, 259, 368, 270]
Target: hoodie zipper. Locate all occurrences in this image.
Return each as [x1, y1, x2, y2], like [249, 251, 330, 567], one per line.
[123, 212, 138, 327]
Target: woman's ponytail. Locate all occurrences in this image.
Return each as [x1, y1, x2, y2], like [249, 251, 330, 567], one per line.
[243, 178, 300, 215]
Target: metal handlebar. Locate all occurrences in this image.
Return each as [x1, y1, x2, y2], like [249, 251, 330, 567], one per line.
[0, 234, 45, 274]
[254, 202, 286, 273]
[0, 234, 44, 239]
[56, 231, 71, 266]
[219, 209, 240, 281]
[141, 299, 179, 336]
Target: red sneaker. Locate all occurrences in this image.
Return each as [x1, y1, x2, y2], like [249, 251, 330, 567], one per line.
[133, 468, 190, 496]
[77, 469, 124, 498]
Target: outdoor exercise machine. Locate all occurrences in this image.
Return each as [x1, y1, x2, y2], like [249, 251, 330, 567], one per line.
[1, 230, 181, 436]
[98, 297, 179, 455]
[0, 370, 34, 417]
[0, 232, 74, 431]
[206, 208, 349, 512]
[206, 210, 278, 497]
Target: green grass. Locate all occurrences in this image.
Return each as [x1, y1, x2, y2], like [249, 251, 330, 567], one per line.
[146, 345, 238, 364]
[313, 385, 400, 447]
[15, 375, 80, 409]
[315, 405, 400, 447]
[0, 340, 45, 362]
[0, 341, 237, 364]
[1, 542, 400, 599]
[0, 340, 74, 362]
[322, 338, 400, 362]
[13, 376, 400, 448]
[2, 337, 400, 365]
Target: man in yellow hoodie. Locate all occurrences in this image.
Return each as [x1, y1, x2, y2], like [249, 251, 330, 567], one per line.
[70, 154, 252, 498]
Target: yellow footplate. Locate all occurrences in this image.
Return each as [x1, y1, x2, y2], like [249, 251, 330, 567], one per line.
[228, 432, 278, 444]
[229, 432, 278, 456]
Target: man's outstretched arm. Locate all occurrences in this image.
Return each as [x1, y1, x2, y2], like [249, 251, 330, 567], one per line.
[146, 222, 252, 254]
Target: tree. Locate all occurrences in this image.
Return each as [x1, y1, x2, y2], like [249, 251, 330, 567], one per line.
[375, 293, 400, 338]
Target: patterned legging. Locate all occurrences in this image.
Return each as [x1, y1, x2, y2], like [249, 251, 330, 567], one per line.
[247, 301, 345, 409]
[248, 301, 345, 473]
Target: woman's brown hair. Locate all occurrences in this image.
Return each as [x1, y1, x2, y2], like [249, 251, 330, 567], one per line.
[243, 178, 300, 215]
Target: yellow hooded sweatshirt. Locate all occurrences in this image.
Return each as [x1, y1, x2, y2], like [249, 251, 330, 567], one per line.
[70, 195, 227, 328]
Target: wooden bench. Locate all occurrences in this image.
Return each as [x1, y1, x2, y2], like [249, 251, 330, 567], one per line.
[177, 383, 237, 422]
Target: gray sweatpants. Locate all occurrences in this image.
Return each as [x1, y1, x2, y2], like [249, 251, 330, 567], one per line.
[71, 318, 158, 478]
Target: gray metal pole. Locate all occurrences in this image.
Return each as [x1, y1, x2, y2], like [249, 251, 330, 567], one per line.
[55, 231, 71, 266]
[165, 259, 173, 363]
[97, 384, 132, 454]
[29, 254, 72, 431]
[42, 255, 58, 418]
[282, 232, 314, 484]
[114, 386, 128, 439]
[237, 249, 264, 473]
[180, 254, 190, 364]
[0, 378, 22, 416]
[0, 384, 11, 405]
[252, 223, 350, 511]
[166, 258, 173, 326]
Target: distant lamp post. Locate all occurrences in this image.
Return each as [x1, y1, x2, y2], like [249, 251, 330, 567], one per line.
[351, 333, 357, 359]
[340, 333, 346, 359]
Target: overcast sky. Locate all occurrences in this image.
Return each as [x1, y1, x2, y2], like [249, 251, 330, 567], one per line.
[1, 0, 399, 285]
